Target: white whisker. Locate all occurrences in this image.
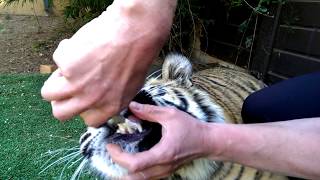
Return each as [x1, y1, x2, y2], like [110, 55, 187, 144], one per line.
[59, 153, 82, 180]
[146, 69, 162, 80]
[39, 149, 65, 158]
[76, 160, 86, 180]
[154, 73, 162, 80]
[39, 147, 80, 168]
[49, 135, 78, 142]
[159, 82, 175, 87]
[71, 159, 88, 180]
[39, 151, 80, 174]
[39, 150, 64, 169]
[68, 156, 84, 169]
[40, 146, 79, 157]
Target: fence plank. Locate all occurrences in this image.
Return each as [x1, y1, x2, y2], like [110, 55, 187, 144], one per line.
[269, 49, 320, 78]
[275, 25, 320, 57]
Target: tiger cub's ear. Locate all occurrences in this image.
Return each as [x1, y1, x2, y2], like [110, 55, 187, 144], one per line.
[162, 54, 193, 87]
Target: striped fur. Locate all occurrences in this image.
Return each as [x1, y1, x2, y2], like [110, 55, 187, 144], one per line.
[142, 54, 287, 180]
[79, 54, 288, 180]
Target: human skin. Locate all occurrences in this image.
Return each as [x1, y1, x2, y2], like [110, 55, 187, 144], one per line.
[107, 102, 320, 180]
[41, 0, 177, 127]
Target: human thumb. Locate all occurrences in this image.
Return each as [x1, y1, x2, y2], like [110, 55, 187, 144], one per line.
[129, 102, 167, 123]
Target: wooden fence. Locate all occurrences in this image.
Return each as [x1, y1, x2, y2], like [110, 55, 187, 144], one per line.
[204, 0, 320, 84]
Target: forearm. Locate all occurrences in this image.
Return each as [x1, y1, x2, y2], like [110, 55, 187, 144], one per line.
[111, 0, 176, 42]
[206, 118, 320, 179]
[68, 0, 177, 66]
[97, 0, 177, 79]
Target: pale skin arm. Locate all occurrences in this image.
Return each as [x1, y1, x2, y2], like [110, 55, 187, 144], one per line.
[107, 102, 320, 180]
[209, 117, 320, 179]
[41, 0, 177, 127]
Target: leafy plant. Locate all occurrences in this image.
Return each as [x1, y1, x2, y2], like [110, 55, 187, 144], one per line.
[63, 0, 113, 22]
[227, 0, 286, 16]
[61, 0, 113, 32]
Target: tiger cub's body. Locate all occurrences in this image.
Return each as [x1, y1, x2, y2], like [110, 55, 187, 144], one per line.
[172, 66, 286, 180]
[192, 66, 265, 124]
[79, 54, 288, 180]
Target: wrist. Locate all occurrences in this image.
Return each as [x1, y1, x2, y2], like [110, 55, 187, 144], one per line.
[202, 123, 234, 161]
[114, 0, 177, 15]
[114, 0, 177, 30]
[102, 0, 177, 54]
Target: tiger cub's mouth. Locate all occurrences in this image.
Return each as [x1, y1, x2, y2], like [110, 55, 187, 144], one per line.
[115, 90, 162, 151]
[80, 90, 162, 158]
[106, 116, 152, 144]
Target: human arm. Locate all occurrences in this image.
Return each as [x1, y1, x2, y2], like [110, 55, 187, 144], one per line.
[41, 0, 177, 127]
[107, 102, 320, 180]
[210, 117, 320, 179]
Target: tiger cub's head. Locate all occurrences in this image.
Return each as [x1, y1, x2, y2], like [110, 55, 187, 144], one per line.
[79, 54, 225, 178]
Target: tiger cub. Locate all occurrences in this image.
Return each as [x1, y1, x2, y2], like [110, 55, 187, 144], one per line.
[78, 54, 288, 180]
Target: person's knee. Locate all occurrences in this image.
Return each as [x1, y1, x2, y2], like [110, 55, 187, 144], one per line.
[241, 92, 264, 123]
[241, 95, 254, 123]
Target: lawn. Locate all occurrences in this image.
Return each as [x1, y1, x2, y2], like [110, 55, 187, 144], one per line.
[0, 74, 94, 179]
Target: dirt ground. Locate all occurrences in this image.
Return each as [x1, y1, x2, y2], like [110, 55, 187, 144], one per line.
[0, 14, 72, 73]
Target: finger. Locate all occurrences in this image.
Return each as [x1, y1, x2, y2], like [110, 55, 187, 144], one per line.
[52, 39, 75, 73]
[121, 173, 143, 180]
[107, 143, 162, 172]
[51, 96, 92, 121]
[41, 69, 77, 101]
[129, 102, 175, 123]
[80, 107, 116, 127]
[53, 39, 94, 77]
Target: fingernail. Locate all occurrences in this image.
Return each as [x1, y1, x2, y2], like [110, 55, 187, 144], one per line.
[130, 102, 142, 111]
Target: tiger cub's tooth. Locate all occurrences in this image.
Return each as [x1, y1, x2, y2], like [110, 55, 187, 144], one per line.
[123, 122, 134, 134]
[117, 123, 127, 134]
[127, 126, 134, 134]
[125, 118, 143, 133]
[136, 124, 143, 133]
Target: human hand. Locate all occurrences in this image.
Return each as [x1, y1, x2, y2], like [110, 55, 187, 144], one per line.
[107, 102, 216, 180]
[41, 0, 177, 127]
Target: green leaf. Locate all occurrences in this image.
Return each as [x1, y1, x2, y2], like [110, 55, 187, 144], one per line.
[258, 6, 268, 13]
[245, 35, 253, 48]
[239, 19, 249, 33]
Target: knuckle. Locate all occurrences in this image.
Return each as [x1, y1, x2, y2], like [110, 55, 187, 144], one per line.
[164, 164, 174, 174]
[58, 38, 69, 46]
[52, 108, 68, 121]
[40, 86, 49, 100]
[53, 40, 74, 78]
[73, 80, 84, 89]
[109, 103, 122, 114]
[127, 162, 139, 172]
[68, 83, 82, 95]
[52, 39, 68, 62]
[163, 151, 175, 162]
[80, 101, 92, 111]
[119, 0, 142, 16]
[59, 66, 73, 79]
[144, 105, 156, 114]
[166, 107, 178, 116]
[98, 103, 122, 119]
[85, 91, 101, 105]
[79, 89, 103, 109]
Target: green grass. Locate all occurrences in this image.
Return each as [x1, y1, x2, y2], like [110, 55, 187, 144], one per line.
[0, 74, 93, 179]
